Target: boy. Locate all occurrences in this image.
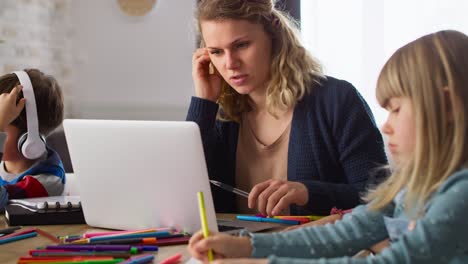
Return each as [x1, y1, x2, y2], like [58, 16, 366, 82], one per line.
[0, 69, 65, 209]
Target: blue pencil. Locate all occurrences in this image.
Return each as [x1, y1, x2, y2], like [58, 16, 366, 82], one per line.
[89, 231, 171, 242]
[120, 253, 154, 264]
[0, 231, 37, 245]
[237, 215, 300, 225]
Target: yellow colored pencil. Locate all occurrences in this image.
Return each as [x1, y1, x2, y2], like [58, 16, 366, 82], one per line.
[197, 191, 214, 261]
[70, 238, 90, 244]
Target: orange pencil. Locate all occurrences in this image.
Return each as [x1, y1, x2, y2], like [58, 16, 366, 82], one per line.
[73, 237, 157, 245]
[273, 217, 310, 224]
[35, 228, 61, 243]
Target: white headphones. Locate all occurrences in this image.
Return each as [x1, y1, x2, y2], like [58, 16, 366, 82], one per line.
[12, 71, 47, 160]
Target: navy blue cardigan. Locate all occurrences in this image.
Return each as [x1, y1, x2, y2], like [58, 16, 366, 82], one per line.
[187, 76, 388, 215]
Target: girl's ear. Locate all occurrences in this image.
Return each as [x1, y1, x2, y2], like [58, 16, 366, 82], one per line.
[443, 86, 454, 122]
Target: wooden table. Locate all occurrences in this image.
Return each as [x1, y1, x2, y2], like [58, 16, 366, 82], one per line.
[0, 213, 191, 264]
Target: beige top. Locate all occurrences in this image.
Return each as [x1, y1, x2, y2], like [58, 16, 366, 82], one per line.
[235, 115, 292, 214]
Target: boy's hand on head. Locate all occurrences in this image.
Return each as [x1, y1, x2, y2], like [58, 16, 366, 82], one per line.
[0, 85, 26, 132]
[188, 230, 253, 261]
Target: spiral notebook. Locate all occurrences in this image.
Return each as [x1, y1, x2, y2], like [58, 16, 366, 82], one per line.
[5, 196, 85, 225]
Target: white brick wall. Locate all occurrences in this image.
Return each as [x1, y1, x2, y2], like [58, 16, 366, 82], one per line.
[0, 0, 73, 116]
[1, 0, 196, 121]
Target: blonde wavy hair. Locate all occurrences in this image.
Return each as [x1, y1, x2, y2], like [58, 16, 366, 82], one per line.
[196, 0, 324, 122]
[364, 30, 468, 217]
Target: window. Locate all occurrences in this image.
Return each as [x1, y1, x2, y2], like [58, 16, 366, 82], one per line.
[301, 0, 468, 125]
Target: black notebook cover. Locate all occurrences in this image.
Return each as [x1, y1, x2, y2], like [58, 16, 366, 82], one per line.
[4, 204, 86, 225]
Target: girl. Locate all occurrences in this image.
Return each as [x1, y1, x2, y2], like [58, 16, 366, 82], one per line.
[187, 0, 387, 216]
[188, 29, 468, 263]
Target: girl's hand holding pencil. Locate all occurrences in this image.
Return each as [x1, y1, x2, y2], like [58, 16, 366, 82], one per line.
[187, 230, 252, 261]
[193, 191, 254, 262]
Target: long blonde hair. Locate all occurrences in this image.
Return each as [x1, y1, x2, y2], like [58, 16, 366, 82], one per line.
[196, 0, 323, 122]
[364, 30, 468, 217]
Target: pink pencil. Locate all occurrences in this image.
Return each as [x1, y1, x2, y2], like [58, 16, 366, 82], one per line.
[0, 228, 36, 240]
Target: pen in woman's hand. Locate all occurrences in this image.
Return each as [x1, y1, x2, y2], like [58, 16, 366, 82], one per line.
[210, 180, 250, 198]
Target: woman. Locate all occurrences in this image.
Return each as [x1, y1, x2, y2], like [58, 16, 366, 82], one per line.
[188, 29, 468, 264]
[187, 0, 387, 216]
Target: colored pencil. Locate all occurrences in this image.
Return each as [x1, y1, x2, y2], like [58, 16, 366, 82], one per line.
[0, 228, 36, 240]
[0, 231, 37, 245]
[36, 228, 61, 243]
[237, 215, 300, 225]
[74, 237, 157, 245]
[31, 247, 139, 254]
[19, 256, 114, 261]
[18, 258, 125, 264]
[30, 250, 135, 258]
[83, 228, 167, 238]
[159, 253, 182, 264]
[272, 216, 310, 223]
[87, 231, 170, 243]
[46, 245, 158, 252]
[273, 215, 325, 221]
[119, 253, 154, 264]
[155, 236, 190, 246]
[197, 192, 213, 261]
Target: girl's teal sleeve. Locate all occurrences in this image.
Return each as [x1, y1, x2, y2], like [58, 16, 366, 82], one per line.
[256, 170, 468, 264]
[251, 204, 390, 259]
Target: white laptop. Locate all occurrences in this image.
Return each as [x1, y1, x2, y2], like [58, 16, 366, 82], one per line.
[63, 119, 280, 234]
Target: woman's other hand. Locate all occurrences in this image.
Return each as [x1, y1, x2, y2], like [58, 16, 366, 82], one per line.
[249, 179, 308, 216]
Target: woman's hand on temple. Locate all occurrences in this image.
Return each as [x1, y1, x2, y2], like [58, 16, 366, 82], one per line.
[248, 179, 309, 216]
[192, 48, 222, 102]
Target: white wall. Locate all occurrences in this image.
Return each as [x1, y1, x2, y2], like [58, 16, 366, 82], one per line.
[301, 0, 468, 126]
[69, 0, 196, 121]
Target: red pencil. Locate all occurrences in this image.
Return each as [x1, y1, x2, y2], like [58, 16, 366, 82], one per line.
[160, 253, 182, 264]
[156, 236, 190, 246]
